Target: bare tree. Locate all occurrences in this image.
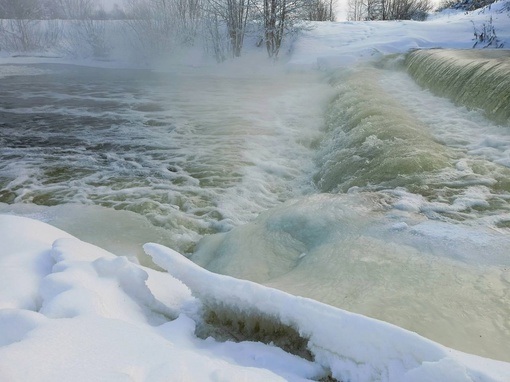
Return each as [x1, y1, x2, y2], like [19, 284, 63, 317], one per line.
[54, 0, 111, 58]
[205, 0, 251, 57]
[172, 0, 202, 45]
[305, 0, 336, 21]
[384, 0, 432, 20]
[0, 0, 46, 51]
[224, 0, 251, 56]
[260, 0, 308, 58]
[348, 0, 431, 20]
[366, 0, 382, 19]
[54, 0, 97, 19]
[123, 0, 202, 58]
[0, 0, 44, 19]
[202, 4, 229, 62]
[123, 0, 174, 56]
[348, 0, 366, 20]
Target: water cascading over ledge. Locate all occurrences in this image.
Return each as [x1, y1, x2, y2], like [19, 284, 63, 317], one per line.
[313, 68, 452, 193]
[405, 49, 510, 125]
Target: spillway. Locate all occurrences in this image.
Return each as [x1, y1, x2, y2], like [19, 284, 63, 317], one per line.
[405, 49, 510, 125]
[192, 55, 510, 361]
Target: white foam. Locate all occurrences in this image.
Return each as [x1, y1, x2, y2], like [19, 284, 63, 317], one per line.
[0, 67, 331, 254]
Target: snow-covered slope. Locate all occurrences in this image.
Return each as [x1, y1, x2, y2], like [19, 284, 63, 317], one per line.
[290, 1, 510, 69]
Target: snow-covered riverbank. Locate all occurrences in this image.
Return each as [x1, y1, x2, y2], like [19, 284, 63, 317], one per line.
[1, 2, 510, 381]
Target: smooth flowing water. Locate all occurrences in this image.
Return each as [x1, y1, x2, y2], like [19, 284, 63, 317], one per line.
[1, 57, 509, 361]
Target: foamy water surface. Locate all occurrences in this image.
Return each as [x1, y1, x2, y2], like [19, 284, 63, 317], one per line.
[1, 61, 509, 361]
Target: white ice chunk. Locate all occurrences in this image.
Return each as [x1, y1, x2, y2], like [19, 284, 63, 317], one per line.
[145, 242, 510, 382]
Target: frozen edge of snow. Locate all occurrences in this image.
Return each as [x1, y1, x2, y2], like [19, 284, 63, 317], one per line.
[144, 242, 510, 382]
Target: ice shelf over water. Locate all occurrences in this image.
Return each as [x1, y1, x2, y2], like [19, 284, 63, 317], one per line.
[1, 214, 510, 382]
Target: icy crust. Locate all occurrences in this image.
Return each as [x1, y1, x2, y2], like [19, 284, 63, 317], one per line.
[2, 214, 510, 381]
[146, 242, 510, 382]
[0, 215, 320, 382]
[189, 192, 510, 361]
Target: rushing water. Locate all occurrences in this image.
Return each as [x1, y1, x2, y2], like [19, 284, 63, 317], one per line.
[0, 63, 330, 255]
[1, 56, 509, 362]
[405, 49, 510, 125]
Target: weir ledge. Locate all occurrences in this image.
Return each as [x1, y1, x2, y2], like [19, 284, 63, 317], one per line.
[405, 48, 510, 125]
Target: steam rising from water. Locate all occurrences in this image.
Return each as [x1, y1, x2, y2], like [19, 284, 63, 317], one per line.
[0, 64, 331, 253]
[1, 54, 510, 361]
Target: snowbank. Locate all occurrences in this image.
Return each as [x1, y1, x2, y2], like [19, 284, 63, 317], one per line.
[0, 215, 318, 381]
[1, 1, 508, 70]
[1, 215, 510, 381]
[290, 1, 510, 69]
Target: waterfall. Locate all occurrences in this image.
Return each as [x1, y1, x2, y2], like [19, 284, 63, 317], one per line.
[313, 68, 451, 193]
[405, 49, 510, 125]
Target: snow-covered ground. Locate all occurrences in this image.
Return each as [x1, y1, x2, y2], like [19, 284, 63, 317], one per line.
[2, 214, 510, 382]
[290, 2, 510, 69]
[1, 1, 509, 70]
[1, 2, 510, 381]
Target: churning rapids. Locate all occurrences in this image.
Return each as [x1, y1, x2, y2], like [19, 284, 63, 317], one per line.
[1, 50, 510, 362]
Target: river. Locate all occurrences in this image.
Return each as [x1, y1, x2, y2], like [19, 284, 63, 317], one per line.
[1, 55, 509, 361]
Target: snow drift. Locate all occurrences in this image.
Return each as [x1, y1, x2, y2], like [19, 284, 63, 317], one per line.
[1, 214, 510, 382]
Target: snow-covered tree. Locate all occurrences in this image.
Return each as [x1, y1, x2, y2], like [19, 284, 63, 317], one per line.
[348, 0, 431, 20]
[0, 0, 47, 51]
[205, 0, 251, 57]
[305, 0, 336, 21]
[258, 0, 312, 58]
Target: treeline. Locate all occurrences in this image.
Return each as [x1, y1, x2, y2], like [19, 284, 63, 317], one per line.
[348, 0, 432, 20]
[0, 0, 115, 55]
[437, 0, 497, 11]
[121, 0, 336, 58]
[0, 0, 126, 20]
[0, 0, 337, 60]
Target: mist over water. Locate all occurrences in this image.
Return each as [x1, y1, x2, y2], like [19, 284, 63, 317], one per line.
[1, 55, 509, 361]
[189, 60, 510, 361]
[0, 63, 330, 254]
